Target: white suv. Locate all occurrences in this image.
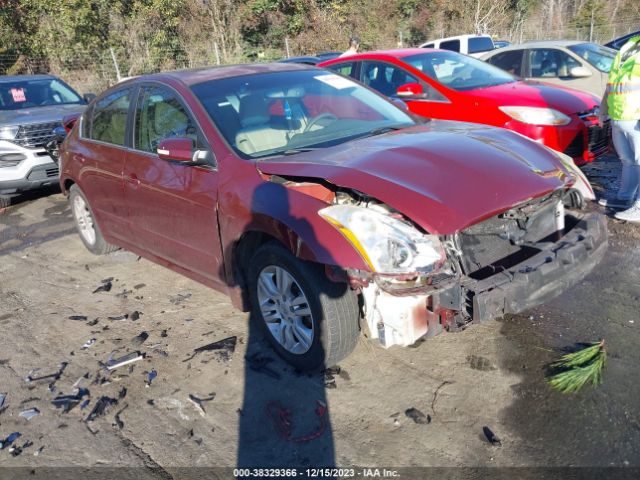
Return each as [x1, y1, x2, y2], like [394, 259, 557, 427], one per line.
[0, 75, 89, 207]
[419, 34, 495, 58]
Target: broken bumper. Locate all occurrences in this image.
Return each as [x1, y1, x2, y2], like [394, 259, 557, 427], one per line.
[465, 210, 607, 323]
[362, 210, 607, 347]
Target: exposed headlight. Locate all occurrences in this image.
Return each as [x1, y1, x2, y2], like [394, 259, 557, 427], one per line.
[0, 125, 19, 140]
[318, 204, 446, 275]
[499, 106, 571, 126]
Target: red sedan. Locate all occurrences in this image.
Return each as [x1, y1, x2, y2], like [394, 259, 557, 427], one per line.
[320, 49, 609, 165]
[59, 64, 606, 369]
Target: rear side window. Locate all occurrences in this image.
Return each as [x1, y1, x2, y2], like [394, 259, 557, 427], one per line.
[440, 40, 460, 52]
[423, 43, 435, 48]
[89, 88, 131, 146]
[468, 37, 495, 54]
[326, 62, 357, 79]
[530, 49, 581, 78]
[487, 50, 524, 76]
[134, 86, 200, 153]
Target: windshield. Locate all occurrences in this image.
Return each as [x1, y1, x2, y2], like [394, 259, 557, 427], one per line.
[191, 70, 414, 158]
[567, 43, 616, 72]
[404, 51, 516, 91]
[0, 78, 84, 110]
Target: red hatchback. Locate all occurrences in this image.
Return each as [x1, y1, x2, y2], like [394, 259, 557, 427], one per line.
[60, 64, 606, 369]
[320, 49, 609, 165]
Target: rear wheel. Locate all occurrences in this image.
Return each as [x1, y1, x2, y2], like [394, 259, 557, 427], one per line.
[69, 185, 118, 255]
[248, 242, 360, 371]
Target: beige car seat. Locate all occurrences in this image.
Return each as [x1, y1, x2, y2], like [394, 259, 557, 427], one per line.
[235, 94, 288, 155]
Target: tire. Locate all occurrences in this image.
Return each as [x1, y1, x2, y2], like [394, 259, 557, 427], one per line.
[248, 242, 360, 371]
[0, 195, 10, 209]
[69, 184, 118, 255]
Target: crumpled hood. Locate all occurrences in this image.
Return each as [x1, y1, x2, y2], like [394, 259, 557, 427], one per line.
[469, 80, 599, 113]
[257, 121, 573, 234]
[0, 104, 86, 126]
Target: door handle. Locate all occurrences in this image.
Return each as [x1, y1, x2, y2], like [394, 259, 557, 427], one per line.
[127, 173, 141, 187]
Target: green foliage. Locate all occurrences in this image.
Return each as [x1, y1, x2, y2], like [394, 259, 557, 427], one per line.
[547, 341, 607, 394]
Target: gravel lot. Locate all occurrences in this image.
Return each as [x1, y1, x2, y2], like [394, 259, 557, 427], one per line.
[0, 156, 639, 479]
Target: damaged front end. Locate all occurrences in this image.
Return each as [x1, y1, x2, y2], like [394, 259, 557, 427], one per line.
[319, 187, 607, 348]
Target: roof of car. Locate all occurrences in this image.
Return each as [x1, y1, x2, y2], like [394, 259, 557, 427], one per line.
[0, 74, 57, 83]
[121, 62, 316, 87]
[322, 48, 437, 63]
[501, 40, 587, 49]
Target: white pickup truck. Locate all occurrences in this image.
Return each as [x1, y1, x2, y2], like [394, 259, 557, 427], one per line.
[419, 34, 495, 58]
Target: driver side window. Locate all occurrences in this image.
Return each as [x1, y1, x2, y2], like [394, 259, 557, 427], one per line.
[135, 86, 199, 153]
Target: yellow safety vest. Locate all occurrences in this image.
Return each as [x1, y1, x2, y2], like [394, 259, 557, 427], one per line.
[606, 36, 640, 120]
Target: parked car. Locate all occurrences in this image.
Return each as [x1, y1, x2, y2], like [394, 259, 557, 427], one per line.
[320, 48, 609, 166]
[316, 51, 342, 62]
[493, 40, 512, 49]
[60, 64, 607, 370]
[419, 34, 495, 58]
[0, 74, 91, 207]
[278, 56, 321, 65]
[481, 41, 616, 96]
[604, 30, 640, 50]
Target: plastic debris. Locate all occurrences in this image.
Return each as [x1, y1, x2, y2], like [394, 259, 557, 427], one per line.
[92, 280, 112, 293]
[81, 338, 97, 350]
[68, 315, 88, 321]
[246, 354, 281, 379]
[0, 432, 21, 450]
[134, 283, 146, 290]
[188, 393, 216, 415]
[104, 351, 144, 370]
[169, 293, 192, 305]
[160, 330, 168, 338]
[483, 426, 502, 446]
[86, 396, 118, 422]
[323, 367, 341, 389]
[118, 387, 127, 399]
[51, 388, 90, 413]
[183, 336, 237, 363]
[33, 446, 44, 456]
[267, 400, 327, 443]
[0, 393, 6, 413]
[19, 408, 40, 421]
[130, 311, 141, 321]
[25, 362, 68, 390]
[108, 314, 128, 321]
[145, 369, 157, 387]
[132, 331, 149, 346]
[9, 440, 32, 457]
[113, 404, 128, 430]
[87, 319, 99, 326]
[405, 408, 431, 425]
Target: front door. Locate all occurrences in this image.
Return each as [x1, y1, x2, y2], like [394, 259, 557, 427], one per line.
[123, 84, 224, 286]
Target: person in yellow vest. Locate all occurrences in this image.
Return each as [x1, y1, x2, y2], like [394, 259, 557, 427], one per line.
[598, 35, 640, 221]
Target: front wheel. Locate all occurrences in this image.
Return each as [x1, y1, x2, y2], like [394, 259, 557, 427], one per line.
[248, 242, 360, 371]
[69, 184, 118, 255]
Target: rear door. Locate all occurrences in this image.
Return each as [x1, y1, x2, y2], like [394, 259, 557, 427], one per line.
[78, 86, 134, 240]
[123, 83, 224, 285]
[525, 48, 587, 91]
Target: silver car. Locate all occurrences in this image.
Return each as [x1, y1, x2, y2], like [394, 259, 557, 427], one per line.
[0, 75, 89, 207]
[482, 41, 616, 97]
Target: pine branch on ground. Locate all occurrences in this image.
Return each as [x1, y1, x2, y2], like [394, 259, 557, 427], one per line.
[546, 341, 607, 394]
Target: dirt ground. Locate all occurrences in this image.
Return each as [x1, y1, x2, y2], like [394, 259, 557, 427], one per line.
[0, 156, 639, 479]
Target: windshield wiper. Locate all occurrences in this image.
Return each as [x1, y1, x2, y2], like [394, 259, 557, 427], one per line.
[281, 147, 323, 156]
[367, 125, 407, 136]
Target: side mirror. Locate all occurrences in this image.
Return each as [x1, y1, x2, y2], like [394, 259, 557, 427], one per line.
[157, 138, 195, 163]
[62, 112, 81, 133]
[83, 93, 96, 103]
[569, 66, 592, 78]
[396, 82, 426, 99]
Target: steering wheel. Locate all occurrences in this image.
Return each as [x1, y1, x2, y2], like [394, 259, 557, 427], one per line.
[303, 113, 338, 133]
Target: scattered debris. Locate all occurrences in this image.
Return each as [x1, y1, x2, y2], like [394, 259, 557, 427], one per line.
[104, 351, 144, 370]
[188, 393, 216, 415]
[547, 341, 607, 394]
[93, 280, 113, 293]
[431, 381, 454, 415]
[134, 283, 146, 290]
[169, 293, 192, 305]
[115, 289, 133, 298]
[86, 396, 118, 422]
[130, 311, 141, 321]
[183, 336, 237, 363]
[9, 440, 33, 457]
[0, 432, 21, 450]
[483, 426, 502, 446]
[145, 369, 157, 387]
[160, 330, 168, 338]
[132, 331, 149, 346]
[323, 367, 341, 389]
[267, 400, 327, 443]
[108, 314, 128, 321]
[68, 315, 88, 321]
[18, 408, 40, 421]
[246, 354, 281, 379]
[81, 338, 97, 350]
[405, 408, 431, 425]
[51, 388, 90, 413]
[113, 404, 128, 430]
[33, 446, 44, 456]
[0, 393, 6, 415]
[87, 319, 99, 326]
[118, 387, 127, 399]
[25, 362, 68, 391]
